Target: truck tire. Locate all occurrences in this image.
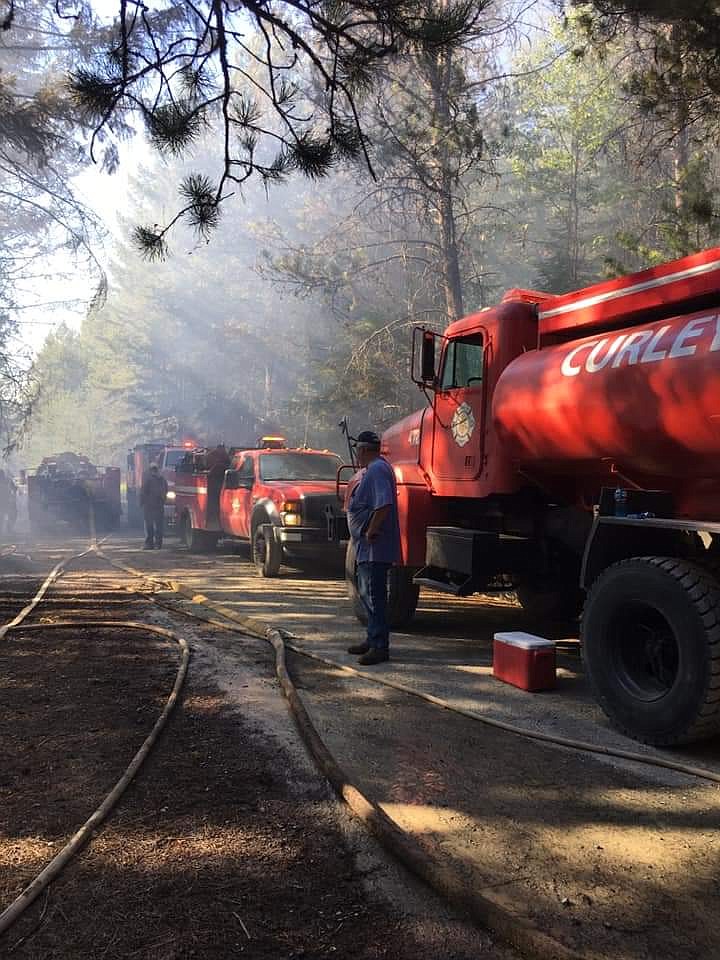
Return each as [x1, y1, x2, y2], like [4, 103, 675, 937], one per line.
[179, 513, 217, 553]
[253, 522, 282, 577]
[345, 540, 420, 629]
[582, 557, 720, 746]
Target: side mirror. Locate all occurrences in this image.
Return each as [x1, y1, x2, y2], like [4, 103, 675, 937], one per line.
[412, 327, 439, 388]
[225, 469, 240, 489]
[421, 331, 436, 383]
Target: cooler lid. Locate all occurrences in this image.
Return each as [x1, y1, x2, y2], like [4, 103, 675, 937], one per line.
[494, 631, 555, 650]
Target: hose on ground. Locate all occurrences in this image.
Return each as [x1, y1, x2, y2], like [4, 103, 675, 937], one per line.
[104, 552, 720, 786]
[0, 552, 190, 940]
[22, 542, 712, 960]
[98, 547, 594, 959]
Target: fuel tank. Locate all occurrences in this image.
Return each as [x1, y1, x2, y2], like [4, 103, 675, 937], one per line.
[493, 307, 720, 482]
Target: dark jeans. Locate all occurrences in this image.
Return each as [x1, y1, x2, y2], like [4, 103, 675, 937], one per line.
[357, 561, 391, 651]
[144, 509, 164, 547]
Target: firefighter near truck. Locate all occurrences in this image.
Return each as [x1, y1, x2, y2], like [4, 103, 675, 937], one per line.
[126, 441, 193, 528]
[341, 246, 720, 747]
[174, 438, 343, 576]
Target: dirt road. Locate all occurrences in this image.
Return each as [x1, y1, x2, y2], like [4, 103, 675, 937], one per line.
[0, 541, 515, 960]
[110, 534, 720, 960]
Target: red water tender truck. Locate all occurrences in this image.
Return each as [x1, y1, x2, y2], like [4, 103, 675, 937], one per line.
[362, 245, 720, 746]
[174, 439, 344, 575]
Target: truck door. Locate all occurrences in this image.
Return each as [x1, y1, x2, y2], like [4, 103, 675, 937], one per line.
[220, 455, 255, 538]
[431, 333, 485, 480]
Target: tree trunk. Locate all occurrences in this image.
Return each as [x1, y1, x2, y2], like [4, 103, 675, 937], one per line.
[670, 23, 690, 254]
[439, 179, 464, 320]
[427, 48, 465, 322]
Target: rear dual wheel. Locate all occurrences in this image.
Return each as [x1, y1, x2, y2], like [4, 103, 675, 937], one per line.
[582, 557, 720, 746]
[179, 513, 217, 553]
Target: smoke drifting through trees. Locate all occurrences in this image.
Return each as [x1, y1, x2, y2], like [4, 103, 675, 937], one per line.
[15, 0, 720, 465]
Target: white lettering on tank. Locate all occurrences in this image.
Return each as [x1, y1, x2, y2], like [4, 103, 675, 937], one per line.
[611, 330, 653, 367]
[640, 325, 671, 363]
[561, 341, 598, 376]
[560, 313, 720, 376]
[585, 335, 627, 372]
[668, 315, 713, 358]
[710, 314, 720, 352]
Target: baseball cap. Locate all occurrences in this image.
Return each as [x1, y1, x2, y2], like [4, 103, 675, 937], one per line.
[355, 430, 381, 447]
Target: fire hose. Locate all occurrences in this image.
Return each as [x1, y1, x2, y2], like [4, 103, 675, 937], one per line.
[0, 546, 190, 940]
[3, 540, 719, 960]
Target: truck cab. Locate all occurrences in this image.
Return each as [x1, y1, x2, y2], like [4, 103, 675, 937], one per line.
[174, 438, 344, 576]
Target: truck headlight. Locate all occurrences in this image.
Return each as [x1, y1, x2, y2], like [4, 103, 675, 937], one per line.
[166, 490, 176, 501]
[281, 500, 302, 525]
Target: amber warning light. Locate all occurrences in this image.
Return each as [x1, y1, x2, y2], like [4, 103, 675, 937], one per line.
[259, 436, 287, 449]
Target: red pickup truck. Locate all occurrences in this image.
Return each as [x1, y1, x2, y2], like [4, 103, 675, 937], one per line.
[174, 441, 344, 576]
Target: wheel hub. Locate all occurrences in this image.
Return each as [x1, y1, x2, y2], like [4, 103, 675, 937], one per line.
[610, 602, 680, 702]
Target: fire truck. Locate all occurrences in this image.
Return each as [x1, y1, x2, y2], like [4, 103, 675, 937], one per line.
[126, 441, 195, 527]
[343, 246, 720, 746]
[174, 438, 343, 575]
[27, 452, 121, 534]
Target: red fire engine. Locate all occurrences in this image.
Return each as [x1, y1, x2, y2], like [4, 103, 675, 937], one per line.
[126, 441, 195, 527]
[27, 452, 121, 533]
[343, 245, 720, 745]
[174, 438, 343, 575]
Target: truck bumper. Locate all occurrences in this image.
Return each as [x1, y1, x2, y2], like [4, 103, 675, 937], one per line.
[273, 526, 333, 546]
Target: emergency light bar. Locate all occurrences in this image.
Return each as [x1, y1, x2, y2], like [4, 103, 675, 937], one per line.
[258, 436, 287, 449]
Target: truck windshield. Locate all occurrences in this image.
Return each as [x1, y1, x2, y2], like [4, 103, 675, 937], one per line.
[260, 453, 340, 481]
[440, 336, 484, 390]
[163, 449, 187, 467]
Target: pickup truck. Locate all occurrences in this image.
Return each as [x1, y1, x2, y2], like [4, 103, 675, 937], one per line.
[174, 443, 344, 575]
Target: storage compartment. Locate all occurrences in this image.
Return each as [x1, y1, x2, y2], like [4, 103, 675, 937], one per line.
[493, 631, 556, 692]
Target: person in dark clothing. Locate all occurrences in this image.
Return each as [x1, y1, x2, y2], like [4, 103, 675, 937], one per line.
[206, 444, 230, 524]
[140, 464, 168, 549]
[346, 430, 401, 665]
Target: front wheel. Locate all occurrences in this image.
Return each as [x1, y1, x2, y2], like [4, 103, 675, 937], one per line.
[253, 522, 282, 577]
[582, 557, 720, 746]
[345, 540, 419, 629]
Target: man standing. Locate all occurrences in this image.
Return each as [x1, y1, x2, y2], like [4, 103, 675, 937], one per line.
[140, 464, 168, 550]
[346, 430, 401, 665]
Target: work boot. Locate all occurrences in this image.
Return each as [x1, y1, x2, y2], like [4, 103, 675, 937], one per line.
[155, 542, 162, 549]
[143, 542, 153, 550]
[358, 648, 389, 666]
[347, 642, 370, 655]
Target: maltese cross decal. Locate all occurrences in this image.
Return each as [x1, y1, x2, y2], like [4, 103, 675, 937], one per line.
[450, 402, 475, 447]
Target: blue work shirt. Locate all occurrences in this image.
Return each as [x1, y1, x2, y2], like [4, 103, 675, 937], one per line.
[347, 457, 401, 564]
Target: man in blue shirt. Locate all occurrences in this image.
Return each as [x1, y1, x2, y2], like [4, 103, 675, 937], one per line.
[346, 430, 401, 665]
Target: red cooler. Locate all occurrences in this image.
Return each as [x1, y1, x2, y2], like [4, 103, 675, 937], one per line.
[493, 632, 556, 692]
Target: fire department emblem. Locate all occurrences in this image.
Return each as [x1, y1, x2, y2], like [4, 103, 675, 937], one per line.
[451, 402, 475, 447]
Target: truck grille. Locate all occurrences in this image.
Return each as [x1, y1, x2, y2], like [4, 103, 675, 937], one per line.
[302, 493, 339, 528]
